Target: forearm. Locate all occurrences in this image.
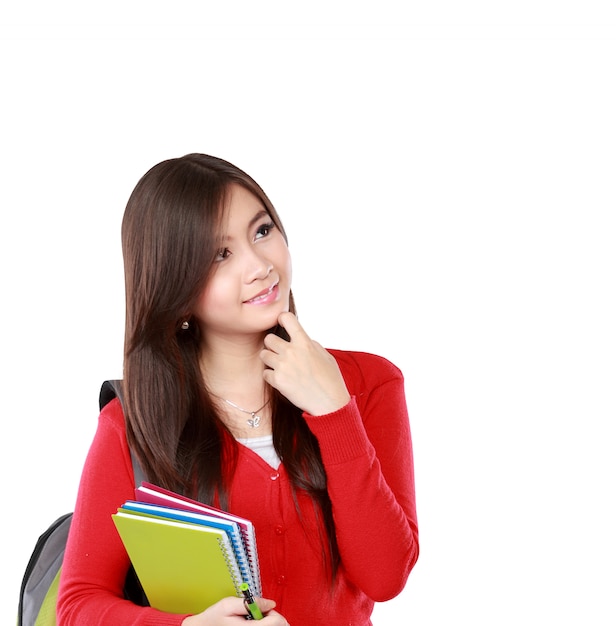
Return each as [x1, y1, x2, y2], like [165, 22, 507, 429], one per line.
[304, 393, 419, 599]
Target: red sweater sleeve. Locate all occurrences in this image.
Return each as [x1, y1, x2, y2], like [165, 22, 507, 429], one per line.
[303, 351, 419, 601]
[56, 399, 189, 625]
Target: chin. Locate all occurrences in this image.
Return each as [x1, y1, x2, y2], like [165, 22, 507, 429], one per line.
[261, 303, 287, 332]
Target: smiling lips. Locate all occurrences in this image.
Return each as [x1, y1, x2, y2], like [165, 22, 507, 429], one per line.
[244, 282, 279, 305]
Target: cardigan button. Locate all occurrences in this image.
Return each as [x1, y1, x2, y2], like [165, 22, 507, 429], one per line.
[270, 471, 280, 481]
[276, 575, 287, 585]
[275, 525, 285, 535]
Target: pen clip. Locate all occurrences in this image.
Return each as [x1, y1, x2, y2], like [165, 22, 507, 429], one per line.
[243, 599, 255, 620]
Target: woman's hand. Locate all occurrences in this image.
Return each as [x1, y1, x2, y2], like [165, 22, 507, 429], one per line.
[181, 595, 289, 625]
[261, 312, 351, 416]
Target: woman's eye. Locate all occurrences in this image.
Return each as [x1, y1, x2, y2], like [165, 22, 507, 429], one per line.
[255, 221, 275, 240]
[215, 247, 231, 261]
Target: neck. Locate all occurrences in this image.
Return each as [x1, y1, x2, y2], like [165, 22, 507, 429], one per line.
[201, 346, 264, 389]
[199, 338, 272, 437]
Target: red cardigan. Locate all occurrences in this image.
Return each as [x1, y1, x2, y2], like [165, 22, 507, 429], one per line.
[57, 350, 419, 625]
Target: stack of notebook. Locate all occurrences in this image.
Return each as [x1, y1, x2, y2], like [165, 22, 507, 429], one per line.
[112, 482, 261, 614]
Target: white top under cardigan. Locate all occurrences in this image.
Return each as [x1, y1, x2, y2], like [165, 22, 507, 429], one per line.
[236, 434, 281, 469]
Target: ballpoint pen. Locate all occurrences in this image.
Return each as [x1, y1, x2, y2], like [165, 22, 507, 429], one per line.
[240, 582, 264, 620]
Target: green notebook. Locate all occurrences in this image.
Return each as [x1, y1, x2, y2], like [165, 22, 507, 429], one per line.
[112, 511, 243, 614]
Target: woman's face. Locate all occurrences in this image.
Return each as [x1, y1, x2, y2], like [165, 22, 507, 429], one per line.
[194, 183, 292, 341]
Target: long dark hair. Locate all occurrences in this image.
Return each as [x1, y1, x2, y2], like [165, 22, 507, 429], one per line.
[121, 153, 339, 575]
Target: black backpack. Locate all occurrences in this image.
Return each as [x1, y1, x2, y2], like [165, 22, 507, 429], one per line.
[17, 380, 148, 626]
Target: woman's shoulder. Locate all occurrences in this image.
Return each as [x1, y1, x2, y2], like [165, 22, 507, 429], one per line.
[327, 348, 404, 383]
[98, 395, 127, 432]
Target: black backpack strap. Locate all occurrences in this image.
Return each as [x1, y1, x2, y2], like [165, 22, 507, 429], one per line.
[99, 379, 146, 487]
[99, 379, 124, 411]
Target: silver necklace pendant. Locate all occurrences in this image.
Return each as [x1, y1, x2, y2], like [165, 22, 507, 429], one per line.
[247, 413, 261, 428]
[220, 396, 269, 429]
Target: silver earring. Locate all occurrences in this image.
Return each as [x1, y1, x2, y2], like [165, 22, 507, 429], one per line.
[181, 320, 189, 330]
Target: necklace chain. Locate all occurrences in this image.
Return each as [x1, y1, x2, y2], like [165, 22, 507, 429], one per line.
[219, 397, 270, 428]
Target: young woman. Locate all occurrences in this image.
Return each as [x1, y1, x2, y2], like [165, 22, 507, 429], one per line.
[57, 153, 419, 625]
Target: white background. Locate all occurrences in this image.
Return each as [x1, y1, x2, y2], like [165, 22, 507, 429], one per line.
[2, 3, 615, 625]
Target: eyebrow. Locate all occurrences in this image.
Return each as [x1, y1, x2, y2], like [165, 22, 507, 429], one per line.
[248, 209, 270, 228]
[220, 209, 270, 242]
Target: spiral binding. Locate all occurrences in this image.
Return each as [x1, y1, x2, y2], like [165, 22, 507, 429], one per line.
[239, 527, 262, 597]
[229, 534, 256, 594]
[247, 545, 262, 597]
[217, 535, 243, 595]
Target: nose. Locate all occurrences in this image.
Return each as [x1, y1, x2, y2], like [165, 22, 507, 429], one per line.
[244, 248, 273, 282]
